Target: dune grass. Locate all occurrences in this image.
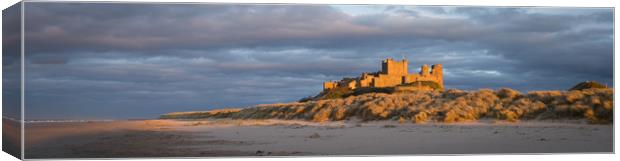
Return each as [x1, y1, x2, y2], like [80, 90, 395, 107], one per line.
[312, 81, 440, 101]
[160, 108, 241, 119]
[161, 88, 613, 124]
[570, 81, 608, 91]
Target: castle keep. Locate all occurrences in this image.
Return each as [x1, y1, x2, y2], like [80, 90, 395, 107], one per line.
[323, 58, 443, 90]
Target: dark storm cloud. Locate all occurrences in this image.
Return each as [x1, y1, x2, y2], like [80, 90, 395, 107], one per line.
[24, 3, 362, 53]
[2, 2, 21, 64]
[3, 2, 22, 119]
[22, 3, 613, 119]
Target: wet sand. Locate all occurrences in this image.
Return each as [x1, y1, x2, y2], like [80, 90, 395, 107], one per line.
[2, 118, 22, 158]
[24, 119, 613, 158]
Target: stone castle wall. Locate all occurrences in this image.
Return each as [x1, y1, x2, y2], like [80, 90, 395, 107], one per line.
[323, 82, 337, 90]
[382, 59, 408, 75]
[372, 74, 404, 87]
[323, 58, 444, 91]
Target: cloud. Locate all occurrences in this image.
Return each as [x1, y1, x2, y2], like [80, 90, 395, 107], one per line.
[2, 3, 22, 119]
[20, 3, 613, 119]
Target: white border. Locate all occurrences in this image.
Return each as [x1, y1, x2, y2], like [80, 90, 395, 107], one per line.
[15, 0, 620, 7]
[0, 1, 618, 161]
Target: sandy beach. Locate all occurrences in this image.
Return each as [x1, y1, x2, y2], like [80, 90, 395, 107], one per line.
[23, 119, 612, 158]
[2, 118, 21, 158]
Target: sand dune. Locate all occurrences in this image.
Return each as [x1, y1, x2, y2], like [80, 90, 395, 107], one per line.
[162, 88, 613, 124]
[23, 88, 614, 158]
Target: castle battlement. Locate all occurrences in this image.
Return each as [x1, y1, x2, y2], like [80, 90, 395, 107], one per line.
[324, 58, 443, 90]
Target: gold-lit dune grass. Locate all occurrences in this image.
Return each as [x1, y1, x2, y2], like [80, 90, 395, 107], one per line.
[162, 88, 613, 124]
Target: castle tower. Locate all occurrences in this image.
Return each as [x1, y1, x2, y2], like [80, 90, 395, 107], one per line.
[381, 58, 408, 76]
[431, 64, 442, 76]
[431, 64, 444, 88]
[420, 64, 430, 76]
[323, 81, 337, 90]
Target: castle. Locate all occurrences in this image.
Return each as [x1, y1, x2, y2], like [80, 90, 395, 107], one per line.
[323, 58, 443, 90]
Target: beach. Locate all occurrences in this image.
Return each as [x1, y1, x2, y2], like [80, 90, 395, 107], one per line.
[24, 119, 613, 158]
[2, 118, 21, 158]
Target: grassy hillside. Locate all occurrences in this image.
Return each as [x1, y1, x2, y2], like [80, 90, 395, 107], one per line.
[304, 81, 442, 102]
[161, 88, 613, 124]
[570, 81, 608, 91]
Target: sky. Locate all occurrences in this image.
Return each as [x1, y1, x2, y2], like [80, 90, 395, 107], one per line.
[13, 3, 613, 119]
[2, 2, 21, 120]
